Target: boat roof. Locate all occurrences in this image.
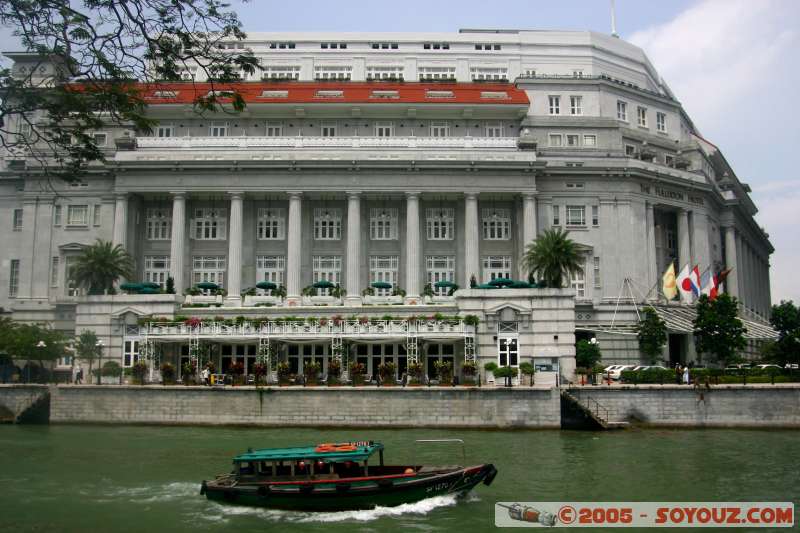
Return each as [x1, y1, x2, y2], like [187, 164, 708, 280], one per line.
[233, 442, 383, 463]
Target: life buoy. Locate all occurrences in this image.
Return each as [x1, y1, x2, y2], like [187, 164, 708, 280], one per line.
[333, 444, 357, 452]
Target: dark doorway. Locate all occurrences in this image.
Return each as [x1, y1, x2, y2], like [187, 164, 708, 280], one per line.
[668, 334, 684, 367]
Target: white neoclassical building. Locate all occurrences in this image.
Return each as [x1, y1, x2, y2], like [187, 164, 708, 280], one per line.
[0, 29, 776, 383]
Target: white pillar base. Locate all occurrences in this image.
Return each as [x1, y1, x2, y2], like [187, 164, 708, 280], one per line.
[223, 296, 242, 307]
[404, 295, 421, 305]
[285, 296, 302, 307]
[344, 295, 363, 307]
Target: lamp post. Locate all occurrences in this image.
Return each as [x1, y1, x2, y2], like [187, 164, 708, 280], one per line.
[95, 340, 104, 385]
[33, 341, 46, 383]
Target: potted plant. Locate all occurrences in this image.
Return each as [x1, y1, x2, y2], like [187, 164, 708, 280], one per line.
[132, 360, 148, 385]
[252, 362, 267, 386]
[462, 360, 477, 385]
[303, 361, 321, 385]
[575, 366, 589, 386]
[327, 358, 341, 385]
[349, 361, 366, 385]
[483, 361, 498, 383]
[433, 360, 453, 386]
[378, 361, 397, 385]
[276, 361, 291, 385]
[160, 362, 176, 385]
[519, 361, 536, 386]
[229, 361, 245, 385]
[407, 362, 424, 385]
[422, 283, 435, 299]
[332, 315, 344, 326]
[494, 366, 518, 387]
[181, 360, 196, 385]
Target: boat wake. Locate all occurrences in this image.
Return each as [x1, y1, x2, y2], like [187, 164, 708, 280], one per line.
[297, 494, 460, 523]
[100, 481, 200, 503]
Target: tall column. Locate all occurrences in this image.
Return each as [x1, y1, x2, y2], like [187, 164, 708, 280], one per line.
[345, 192, 362, 306]
[692, 211, 711, 274]
[285, 192, 303, 306]
[723, 226, 739, 298]
[169, 192, 186, 293]
[677, 208, 691, 270]
[646, 202, 658, 296]
[112, 193, 129, 284]
[520, 192, 538, 279]
[225, 192, 243, 307]
[405, 192, 421, 303]
[464, 192, 480, 287]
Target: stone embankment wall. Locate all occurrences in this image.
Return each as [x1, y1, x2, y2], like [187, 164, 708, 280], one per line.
[48, 385, 561, 429]
[568, 385, 800, 428]
[0, 385, 50, 423]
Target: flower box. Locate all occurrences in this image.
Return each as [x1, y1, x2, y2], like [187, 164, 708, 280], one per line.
[184, 294, 222, 305]
[363, 295, 403, 305]
[302, 295, 342, 306]
[243, 294, 280, 307]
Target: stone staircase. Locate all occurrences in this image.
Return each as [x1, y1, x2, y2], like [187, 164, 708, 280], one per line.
[560, 389, 628, 430]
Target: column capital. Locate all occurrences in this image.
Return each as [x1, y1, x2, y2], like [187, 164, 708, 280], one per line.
[405, 191, 421, 199]
[287, 191, 303, 199]
[464, 192, 479, 201]
[114, 192, 129, 201]
[346, 191, 362, 199]
[229, 192, 244, 201]
[170, 191, 187, 199]
[522, 191, 538, 200]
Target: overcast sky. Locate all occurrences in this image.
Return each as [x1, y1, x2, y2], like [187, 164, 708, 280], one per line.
[2, 0, 797, 304]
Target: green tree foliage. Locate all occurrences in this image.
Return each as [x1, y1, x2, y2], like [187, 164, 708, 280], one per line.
[637, 307, 668, 364]
[575, 339, 602, 370]
[75, 329, 99, 378]
[522, 228, 583, 288]
[71, 239, 134, 294]
[0, 321, 67, 379]
[767, 300, 800, 366]
[0, 0, 258, 181]
[519, 361, 536, 386]
[693, 294, 746, 366]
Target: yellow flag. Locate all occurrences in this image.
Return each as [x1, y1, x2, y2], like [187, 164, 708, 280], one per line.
[662, 263, 677, 300]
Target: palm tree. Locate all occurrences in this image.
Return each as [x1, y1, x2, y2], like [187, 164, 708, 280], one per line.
[71, 240, 134, 295]
[522, 228, 583, 288]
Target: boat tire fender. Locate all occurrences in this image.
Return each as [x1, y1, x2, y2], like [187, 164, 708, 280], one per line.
[335, 483, 350, 493]
[377, 479, 393, 489]
[300, 484, 314, 494]
[200, 481, 207, 495]
[257, 486, 271, 497]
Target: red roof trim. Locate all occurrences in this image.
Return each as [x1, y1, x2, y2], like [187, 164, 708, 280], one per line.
[135, 81, 529, 105]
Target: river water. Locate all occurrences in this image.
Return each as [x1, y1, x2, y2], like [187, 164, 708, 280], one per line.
[0, 425, 797, 532]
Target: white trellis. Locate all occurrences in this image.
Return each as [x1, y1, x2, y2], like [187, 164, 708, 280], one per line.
[406, 330, 419, 365]
[464, 335, 476, 363]
[258, 337, 272, 382]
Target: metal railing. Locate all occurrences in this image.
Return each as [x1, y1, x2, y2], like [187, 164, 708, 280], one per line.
[136, 136, 519, 150]
[582, 395, 609, 426]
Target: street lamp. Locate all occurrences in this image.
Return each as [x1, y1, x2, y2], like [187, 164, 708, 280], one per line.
[95, 340, 104, 385]
[31, 341, 46, 383]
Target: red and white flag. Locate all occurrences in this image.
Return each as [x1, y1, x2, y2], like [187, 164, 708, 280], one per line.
[701, 269, 719, 300]
[677, 264, 699, 303]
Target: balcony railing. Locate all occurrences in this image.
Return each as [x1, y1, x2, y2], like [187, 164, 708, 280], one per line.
[143, 319, 473, 338]
[136, 136, 519, 151]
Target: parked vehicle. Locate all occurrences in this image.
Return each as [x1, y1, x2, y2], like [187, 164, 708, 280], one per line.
[754, 364, 782, 370]
[607, 365, 637, 380]
[632, 365, 668, 372]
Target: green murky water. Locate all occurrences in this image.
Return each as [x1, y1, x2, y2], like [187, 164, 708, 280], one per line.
[0, 425, 797, 532]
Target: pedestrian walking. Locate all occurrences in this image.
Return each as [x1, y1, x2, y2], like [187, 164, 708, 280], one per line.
[201, 366, 210, 386]
[674, 363, 681, 384]
[75, 366, 83, 384]
[682, 366, 690, 385]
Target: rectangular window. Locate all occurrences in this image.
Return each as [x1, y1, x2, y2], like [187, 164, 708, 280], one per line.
[192, 255, 226, 289]
[256, 255, 285, 287]
[570, 95, 583, 115]
[566, 205, 586, 226]
[92, 204, 101, 226]
[123, 339, 140, 368]
[566, 134, 580, 147]
[261, 65, 300, 80]
[548, 134, 563, 147]
[92, 133, 107, 147]
[553, 205, 560, 226]
[369, 256, 399, 296]
[8, 259, 19, 297]
[617, 100, 628, 121]
[548, 95, 561, 115]
[469, 67, 508, 80]
[314, 66, 352, 80]
[192, 208, 226, 240]
[484, 123, 503, 138]
[426, 256, 455, 296]
[482, 255, 512, 283]
[320, 122, 337, 137]
[591, 205, 599, 226]
[656, 112, 667, 133]
[257, 208, 285, 240]
[265, 122, 283, 136]
[429, 121, 449, 137]
[65, 256, 80, 296]
[426, 208, 454, 240]
[366, 66, 404, 80]
[593, 256, 601, 289]
[144, 255, 170, 289]
[67, 205, 89, 226]
[314, 208, 342, 240]
[145, 208, 172, 240]
[369, 208, 398, 240]
[482, 208, 511, 240]
[50, 256, 59, 287]
[12, 208, 22, 231]
[418, 66, 456, 80]
[374, 122, 394, 137]
[665, 154, 675, 167]
[156, 123, 174, 137]
[312, 256, 341, 295]
[571, 265, 586, 298]
[637, 106, 648, 127]
[625, 144, 637, 157]
[209, 122, 228, 137]
[53, 205, 62, 226]
[583, 134, 597, 147]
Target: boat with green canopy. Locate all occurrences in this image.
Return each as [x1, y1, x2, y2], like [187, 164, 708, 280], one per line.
[201, 440, 496, 511]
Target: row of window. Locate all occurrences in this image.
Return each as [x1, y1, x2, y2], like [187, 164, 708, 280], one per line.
[548, 95, 584, 116]
[616, 100, 668, 132]
[548, 133, 597, 148]
[552, 205, 599, 227]
[23, 204, 105, 228]
[154, 121, 508, 138]
[147, 207, 514, 242]
[9, 253, 602, 299]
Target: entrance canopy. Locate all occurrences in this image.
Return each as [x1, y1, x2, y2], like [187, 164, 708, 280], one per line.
[652, 305, 778, 340]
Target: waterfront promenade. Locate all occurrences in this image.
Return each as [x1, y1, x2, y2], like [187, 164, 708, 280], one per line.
[2, 383, 798, 429]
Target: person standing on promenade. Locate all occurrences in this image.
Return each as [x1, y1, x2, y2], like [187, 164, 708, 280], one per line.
[674, 363, 681, 384]
[75, 366, 83, 384]
[682, 366, 690, 385]
[201, 366, 210, 386]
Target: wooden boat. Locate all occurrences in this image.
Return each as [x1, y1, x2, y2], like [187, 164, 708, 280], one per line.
[201, 440, 497, 511]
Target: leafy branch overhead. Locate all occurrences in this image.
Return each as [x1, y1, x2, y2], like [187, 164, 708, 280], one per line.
[0, 0, 259, 180]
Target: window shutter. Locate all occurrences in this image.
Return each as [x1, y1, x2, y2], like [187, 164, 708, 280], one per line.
[189, 218, 196, 239]
[218, 219, 227, 240]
